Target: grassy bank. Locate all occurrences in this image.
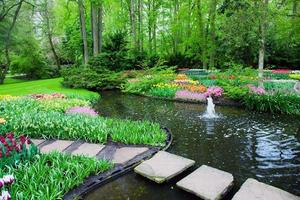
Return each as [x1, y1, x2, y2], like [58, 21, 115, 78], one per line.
[0, 78, 99, 99]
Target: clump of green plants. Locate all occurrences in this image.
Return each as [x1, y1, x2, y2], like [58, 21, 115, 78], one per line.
[289, 74, 300, 80]
[147, 87, 177, 98]
[263, 81, 296, 93]
[0, 153, 112, 199]
[243, 93, 300, 115]
[107, 119, 166, 146]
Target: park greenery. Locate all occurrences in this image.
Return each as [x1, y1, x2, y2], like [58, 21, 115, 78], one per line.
[0, 0, 300, 199]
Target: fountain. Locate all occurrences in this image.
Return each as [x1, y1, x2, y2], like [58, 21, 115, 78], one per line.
[201, 96, 219, 119]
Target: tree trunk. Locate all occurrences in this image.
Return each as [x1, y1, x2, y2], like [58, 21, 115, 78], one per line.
[91, 2, 99, 56]
[44, 0, 60, 70]
[0, 1, 23, 84]
[173, 0, 179, 54]
[209, 0, 217, 69]
[258, 0, 268, 78]
[152, 1, 157, 54]
[78, 0, 89, 64]
[130, 0, 137, 49]
[147, 0, 152, 54]
[98, 3, 103, 53]
[138, 0, 143, 52]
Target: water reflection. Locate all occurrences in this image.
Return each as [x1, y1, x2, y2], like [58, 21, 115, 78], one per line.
[89, 91, 300, 199]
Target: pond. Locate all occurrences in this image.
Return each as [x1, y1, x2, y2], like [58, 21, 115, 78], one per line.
[87, 91, 300, 200]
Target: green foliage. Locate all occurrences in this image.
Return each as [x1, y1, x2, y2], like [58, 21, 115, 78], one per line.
[147, 87, 177, 98]
[0, 153, 112, 199]
[263, 71, 290, 80]
[263, 81, 296, 93]
[243, 93, 300, 115]
[37, 98, 90, 112]
[223, 85, 249, 100]
[107, 119, 166, 146]
[289, 74, 300, 80]
[61, 66, 123, 90]
[0, 97, 167, 145]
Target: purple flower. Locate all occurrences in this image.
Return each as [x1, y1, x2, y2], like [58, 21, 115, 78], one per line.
[2, 175, 14, 185]
[0, 179, 4, 188]
[175, 90, 207, 101]
[0, 191, 11, 200]
[247, 85, 266, 95]
[66, 106, 98, 117]
[204, 87, 224, 97]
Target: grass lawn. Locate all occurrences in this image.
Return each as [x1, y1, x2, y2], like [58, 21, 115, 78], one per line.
[3, 77, 28, 85]
[0, 78, 99, 99]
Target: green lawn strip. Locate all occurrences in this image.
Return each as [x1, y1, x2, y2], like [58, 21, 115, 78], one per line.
[0, 78, 99, 100]
[3, 77, 28, 85]
[0, 153, 112, 200]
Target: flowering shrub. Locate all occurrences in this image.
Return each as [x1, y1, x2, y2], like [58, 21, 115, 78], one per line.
[0, 175, 14, 200]
[66, 106, 98, 117]
[30, 93, 66, 100]
[176, 74, 189, 80]
[0, 133, 39, 168]
[181, 84, 207, 93]
[205, 87, 224, 97]
[247, 85, 266, 95]
[175, 90, 207, 101]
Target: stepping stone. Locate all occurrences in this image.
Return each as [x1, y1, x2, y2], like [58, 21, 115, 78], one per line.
[31, 139, 45, 146]
[41, 140, 74, 154]
[176, 165, 233, 200]
[112, 147, 148, 164]
[71, 143, 105, 158]
[232, 178, 300, 200]
[134, 151, 195, 184]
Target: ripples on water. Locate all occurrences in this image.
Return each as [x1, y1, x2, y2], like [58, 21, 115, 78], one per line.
[87, 91, 300, 199]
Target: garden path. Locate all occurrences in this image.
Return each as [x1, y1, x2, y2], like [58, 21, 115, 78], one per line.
[32, 139, 150, 165]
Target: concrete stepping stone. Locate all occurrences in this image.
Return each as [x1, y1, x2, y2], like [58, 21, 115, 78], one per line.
[112, 147, 148, 164]
[134, 151, 195, 183]
[232, 178, 300, 200]
[176, 165, 233, 200]
[31, 139, 45, 146]
[71, 143, 105, 158]
[41, 140, 74, 154]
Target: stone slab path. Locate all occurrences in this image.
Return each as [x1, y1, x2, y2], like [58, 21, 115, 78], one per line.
[134, 151, 195, 183]
[176, 165, 234, 200]
[232, 178, 300, 200]
[31, 139, 149, 165]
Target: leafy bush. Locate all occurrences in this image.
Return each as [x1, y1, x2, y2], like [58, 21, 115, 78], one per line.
[38, 98, 90, 112]
[243, 93, 300, 115]
[0, 153, 112, 199]
[61, 66, 123, 90]
[107, 119, 166, 146]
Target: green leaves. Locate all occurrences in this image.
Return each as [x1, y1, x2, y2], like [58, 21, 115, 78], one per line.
[0, 153, 112, 200]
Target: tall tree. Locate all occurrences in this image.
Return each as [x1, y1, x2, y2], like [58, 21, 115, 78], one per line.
[258, 0, 269, 78]
[129, 0, 137, 49]
[39, 0, 61, 70]
[208, 0, 217, 69]
[78, 0, 89, 64]
[98, 2, 103, 53]
[0, 0, 24, 84]
[91, 1, 99, 56]
[138, 0, 143, 52]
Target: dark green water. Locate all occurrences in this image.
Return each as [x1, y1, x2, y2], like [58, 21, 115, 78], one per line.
[87, 91, 300, 200]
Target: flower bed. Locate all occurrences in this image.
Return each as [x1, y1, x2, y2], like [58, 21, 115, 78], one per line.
[0, 94, 167, 146]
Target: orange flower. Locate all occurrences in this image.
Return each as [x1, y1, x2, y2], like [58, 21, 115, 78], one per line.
[181, 85, 207, 93]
